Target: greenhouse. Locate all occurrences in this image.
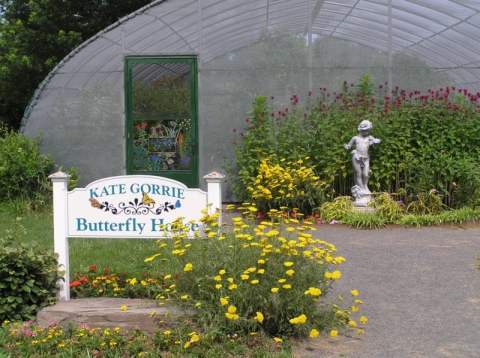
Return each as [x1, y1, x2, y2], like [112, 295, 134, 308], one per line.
[21, 0, 480, 197]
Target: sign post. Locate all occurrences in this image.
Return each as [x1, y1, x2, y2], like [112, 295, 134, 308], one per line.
[204, 171, 226, 225]
[50, 171, 224, 301]
[49, 171, 71, 301]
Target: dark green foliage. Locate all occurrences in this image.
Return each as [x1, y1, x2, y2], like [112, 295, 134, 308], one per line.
[0, 238, 59, 322]
[0, 127, 78, 203]
[406, 190, 445, 215]
[0, 0, 153, 129]
[0, 127, 54, 200]
[232, 80, 480, 209]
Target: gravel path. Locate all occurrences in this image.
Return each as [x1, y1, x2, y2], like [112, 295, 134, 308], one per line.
[293, 225, 480, 358]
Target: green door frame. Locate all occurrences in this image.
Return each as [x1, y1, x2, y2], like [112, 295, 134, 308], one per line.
[124, 55, 199, 187]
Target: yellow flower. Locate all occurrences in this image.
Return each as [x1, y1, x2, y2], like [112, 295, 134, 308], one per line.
[225, 312, 239, 320]
[163, 330, 172, 336]
[286, 269, 295, 276]
[309, 328, 319, 338]
[350, 289, 360, 297]
[215, 284, 222, 289]
[257, 269, 265, 274]
[164, 274, 172, 280]
[348, 320, 357, 328]
[278, 278, 286, 283]
[289, 314, 307, 325]
[282, 284, 292, 289]
[228, 284, 238, 290]
[257, 259, 266, 264]
[351, 305, 359, 312]
[284, 261, 294, 267]
[227, 305, 237, 314]
[254, 311, 264, 323]
[144, 253, 161, 263]
[304, 287, 322, 296]
[331, 270, 342, 280]
[120, 305, 128, 312]
[183, 263, 193, 272]
[250, 279, 259, 285]
[181, 294, 189, 300]
[129, 278, 137, 286]
[325, 270, 342, 280]
[214, 275, 222, 281]
[359, 316, 368, 324]
[273, 337, 283, 343]
[227, 277, 234, 283]
[219, 269, 226, 275]
[271, 287, 279, 293]
[220, 297, 229, 306]
[190, 333, 200, 343]
[330, 329, 338, 337]
[240, 274, 249, 281]
[354, 299, 364, 305]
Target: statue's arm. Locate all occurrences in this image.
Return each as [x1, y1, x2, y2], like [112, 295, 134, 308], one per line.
[344, 137, 355, 150]
[370, 136, 381, 145]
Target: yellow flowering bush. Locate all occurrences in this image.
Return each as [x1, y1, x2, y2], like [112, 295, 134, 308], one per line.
[143, 205, 367, 337]
[245, 157, 326, 213]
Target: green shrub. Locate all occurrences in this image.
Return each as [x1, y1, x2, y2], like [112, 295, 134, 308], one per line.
[399, 207, 480, 226]
[341, 211, 387, 229]
[0, 238, 59, 322]
[244, 156, 326, 213]
[406, 190, 445, 215]
[0, 127, 79, 206]
[0, 127, 54, 200]
[319, 196, 353, 223]
[232, 81, 480, 209]
[371, 193, 404, 221]
[143, 207, 367, 338]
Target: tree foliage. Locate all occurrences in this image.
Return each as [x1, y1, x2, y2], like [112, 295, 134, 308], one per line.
[0, 0, 153, 129]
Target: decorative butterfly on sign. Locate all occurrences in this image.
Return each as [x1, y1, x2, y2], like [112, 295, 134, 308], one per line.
[89, 198, 102, 208]
[142, 192, 156, 205]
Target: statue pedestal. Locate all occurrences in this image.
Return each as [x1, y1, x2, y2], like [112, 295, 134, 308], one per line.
[351, 185, 372, 208]
[353, 205, 375, 213]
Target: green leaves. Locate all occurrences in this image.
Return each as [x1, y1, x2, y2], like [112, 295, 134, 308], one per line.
[0, 238, 60, 322]
[233, 86, 480, 209]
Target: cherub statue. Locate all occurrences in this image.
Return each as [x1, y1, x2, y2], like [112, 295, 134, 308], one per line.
[344, 120, 381, 206]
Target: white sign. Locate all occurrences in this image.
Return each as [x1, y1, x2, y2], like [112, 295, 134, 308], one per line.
[49, 171, 225, 301]
[68, 176, 207, 238]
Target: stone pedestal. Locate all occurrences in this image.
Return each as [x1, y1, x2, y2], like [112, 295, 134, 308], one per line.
[37, 298, 190, 334]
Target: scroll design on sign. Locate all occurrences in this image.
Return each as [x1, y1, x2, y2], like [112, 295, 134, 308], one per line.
[88, 192, 181, 216]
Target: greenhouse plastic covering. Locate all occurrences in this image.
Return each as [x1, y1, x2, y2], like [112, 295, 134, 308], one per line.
[22, 0, 480, 193]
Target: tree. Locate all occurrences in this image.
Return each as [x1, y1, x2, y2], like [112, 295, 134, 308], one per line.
[0, 0, 153, 130]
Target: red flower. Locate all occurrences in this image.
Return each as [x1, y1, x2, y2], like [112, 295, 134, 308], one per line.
[70, 280, 82, 288]
[89, 264, 97, 273]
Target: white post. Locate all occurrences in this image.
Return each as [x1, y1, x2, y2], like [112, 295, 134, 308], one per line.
[49, 171, 71, 301]
[203, 171, 226, 225]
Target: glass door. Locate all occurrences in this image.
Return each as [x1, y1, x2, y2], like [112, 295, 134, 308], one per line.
[125, 56, 198, 187]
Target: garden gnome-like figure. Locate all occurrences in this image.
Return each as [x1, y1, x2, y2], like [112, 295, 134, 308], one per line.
[344, 120, 381, 207]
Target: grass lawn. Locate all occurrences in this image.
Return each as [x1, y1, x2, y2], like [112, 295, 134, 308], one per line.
[0, 204, 164, 277]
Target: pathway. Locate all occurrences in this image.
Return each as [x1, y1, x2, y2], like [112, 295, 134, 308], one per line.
[293, 225, 480, 358]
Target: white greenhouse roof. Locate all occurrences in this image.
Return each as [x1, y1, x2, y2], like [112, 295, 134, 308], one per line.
[23, 0, 480, 123]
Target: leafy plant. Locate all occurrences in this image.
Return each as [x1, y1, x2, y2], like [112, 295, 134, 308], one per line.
[406, 190, 445, 215]
[0, 238, 60, 322]
[341, 211, 387, 229]
[319, 197, 354, 223]
[232, 81, 480, 210]
[143, 207, 367, 338]
[245, 157, 326, 213]
[371, 192, 404, 221]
